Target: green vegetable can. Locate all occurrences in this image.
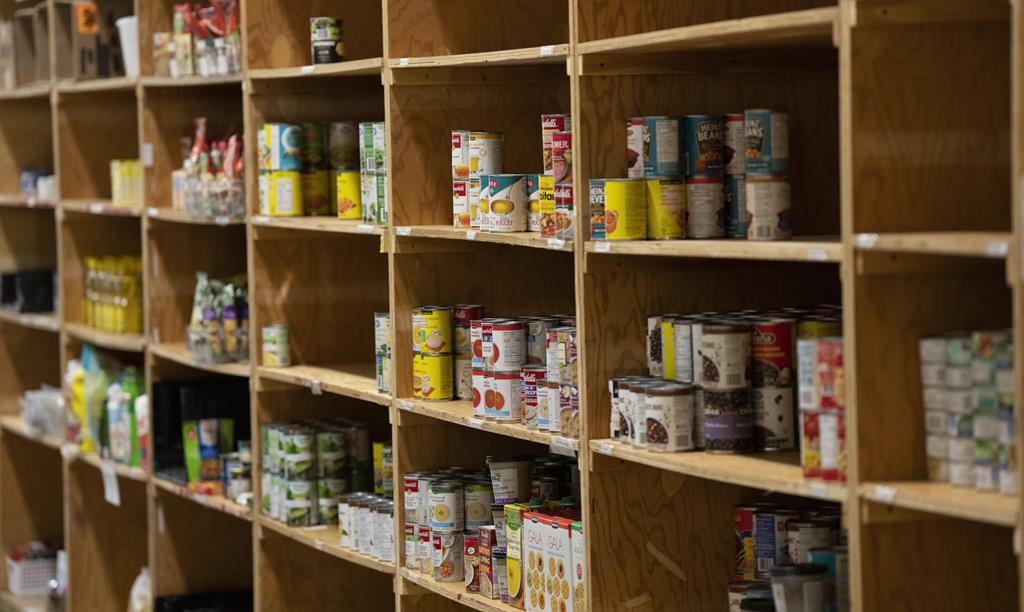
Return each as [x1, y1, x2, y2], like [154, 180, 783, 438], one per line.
[310, 17, 344, 65]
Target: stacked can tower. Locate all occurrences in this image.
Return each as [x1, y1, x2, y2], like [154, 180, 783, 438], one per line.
[402, 455, 583, 609]
[796, 331, 846, 484]
[359, 121, 388, 225]
[723, 113, 747, 238]
[337, 491, 395, 563]
[545, 114, 575, 241]
[453, 305, 480, 400]
[920, 330, 1016, 495]
[374, 312, 391, 395]
[412, 306, 455, 401]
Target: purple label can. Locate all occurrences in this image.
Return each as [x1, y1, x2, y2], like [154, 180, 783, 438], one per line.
[703, 387, 753, 453]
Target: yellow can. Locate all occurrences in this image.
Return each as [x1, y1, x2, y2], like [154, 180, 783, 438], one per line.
[538, 175, 556, 237]
[661, 317, 675, 381]
[413, 352, 453, 401]
[335, 170, 362, 219]
[601, 178, 647, 240]
[797, 318, 842, 338]
[646, 177, 686, 239]
[469, 178, 482, 228]
[269, 171, 303, 216]
[412, 305, 453, 354]
[302, 170, 331, 216]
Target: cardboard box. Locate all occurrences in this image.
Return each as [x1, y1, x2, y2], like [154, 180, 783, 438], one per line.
[571, 522, 584, 611]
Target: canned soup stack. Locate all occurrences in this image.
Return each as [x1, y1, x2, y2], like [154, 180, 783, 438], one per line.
[920, 330, 1016, 495]
[257, 121, 387, 224]
[590, 109, 791, 242]
[451, 114, 574, 241]
[609, 306, 846, 481]
[412, 305, 581, 438]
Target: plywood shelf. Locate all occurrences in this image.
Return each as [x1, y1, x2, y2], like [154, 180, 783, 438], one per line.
[388, 45, 570, 69]
[401, 569, 519, 612]
[139, 75, 243, 88]
[257, 516, 395, 575]
[0, 309, 60, 333]
[55, 77, 137, 94]
[397, 398, 579, 450]
[251, 216, 385, 236]
[584, 236, 842, 262]
[855, 232, 1014, 259]
[61, 199, 142, 218]
[0, 415, 62, 450]
[247, 58, 384, 81]
[0, 82, 50, 100]
[64, 322, 146, 353]
[152, 476, 252, 522]
[859, 481, 1018, 528]
[395, 225, 575, 252]
[256, 364, 388, 406]
[149, 342, 249, 378]
[590, 439, 847, 502]
[73, 451, 148, 482]
[145, 207, 245, 226]
[0, 194, 55, 209]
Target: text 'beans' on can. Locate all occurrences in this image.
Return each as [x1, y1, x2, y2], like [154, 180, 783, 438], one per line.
[685, 114, 724, 177]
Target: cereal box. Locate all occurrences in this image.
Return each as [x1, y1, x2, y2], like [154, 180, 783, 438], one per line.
[523, 512, 548, 612]
[544, 517, 575, 612]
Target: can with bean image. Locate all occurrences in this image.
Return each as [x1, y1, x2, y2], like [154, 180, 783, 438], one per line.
[685, 115, 724, 177]
[703, 387, 754, 453]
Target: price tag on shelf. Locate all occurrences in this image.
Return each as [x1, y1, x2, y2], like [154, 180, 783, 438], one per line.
[398, 400, 414, 412]
[147, 207, 159, 218]
[539, 45, 555, 57]
[547, 238, 565, 250]
[142, 143, 154, 167]
[157, 503, 166, 533]
[357, 224, 374, 233]
[60, 444, 78, 461]
[399, 58, 410, 67]
[549, 436, 576, 458]
[194, 493, 208, 506]
[467, 418, 484, 430]
[314, 539, 325, 551]
[300, 65, 316, 75]
[214, 215, 230, 227]
[1015, 527, 1021, 556]
[26, 197, 36, 208]
[594, 241, 611, 253]
[311, 380, 323, 396]
[855, 233, 878, 249]
[986, 241, 1009, 257]
[253, 215, 269, 225]
[807, 482, 829, 498]
[396, 226, 412, 236]
[598, 442, 615, 455]
[89, 202, 105, 214]
[101, 461, 121, 507]
[466, 230, 477, 241]
[873, 485, 897, 503]
[805, 248, 829, 262]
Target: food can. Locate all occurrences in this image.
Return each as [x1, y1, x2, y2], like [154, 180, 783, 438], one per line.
[725, 174, 747, 238]
[754, 509, 799, 578]
[644, 383, 696, 452]
[820, 409, 846, 483]
[465, 481, 495, 528]
[468, 178, 482, 228]
[643, 116, 681, 176]
[258, 172, 270, 215]
[429, 480, 465, 532]
[525, 318, 555, 364]
[374, 311, 390, 355]
[671, 317, 694, 384]
[685, 115, 724, 177]
[283, 428, 315, 480]
[798, 318, 842, 338]
[261, 324, 290, 367]
[310, 17, 344, 64]
[530, 477, 559, 501]
[452, 130, 471, 179]
[752, 318, 795, 388]
[787, 519, 834, 564]
[695, 388, 706, 449]
[455, 354, 473, 401]
[800, 408, 822, 478]
[685, 177, 725, 238]
[590, 178, 646, 241]
[316, 430, 347, 478]
[746, 175, 792, 241]
[816, 338, 843, 410]
[543, 381, 560, 431]
[626, 117, 646, 178]
[269, 171, 303, 216]
[358, 122, 386, 173]
[521, 366, 545, 429]
[334, 170, 361, 218]
[403, 472, 422, 523]
[541, 114, 571, 176]
[703, 387, 754, 453]
[405, 523, 419, 570]
[418, 525, 432, 573]
[301, 170, 331, 216]
[488, 175, 528, 232]
[733, 505, 757, 580]
[433, 531, 465, 582]
[481, 319, 498, 368]
[536, 382, 550, 432]
[483, 372, 496, 419]
[470, 132, 504, 178]
[701, 325, 752, 390]
[318, 495, 339, 525]
[454, 304, 482, 326]
[491, 320, 526, 371]
[478, 174, 492, 231]
[465, 531, 482, 592]
[745, 109, 789, 176]
[557, 327, 578, 384]
[539, 175, 557, 236]
[492, 371, 523, 422]
[412, 305, 453, 354]
[263, 123, 302, 171]
[360, 172, 387, 224]
[646, 177, 686, 239]
[646, 316, 664, 377]
[413, 352, 453, 401]
[552, 131, 573, 184]
[526, 175, 542, 232]
[560, 383, 580, 437]
[724, 113, 746, 175]
[327, 122, 358, 170]
[300, 123, 326, 170]
[376, 353, 392, 394]
[754, 387, 796, 451]
[554, 182, 575, 240]
[284, 480, 314, 527]
[472, 369, 486, 419]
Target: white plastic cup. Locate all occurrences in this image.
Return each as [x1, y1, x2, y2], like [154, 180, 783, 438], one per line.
[116, 16, 139, 78]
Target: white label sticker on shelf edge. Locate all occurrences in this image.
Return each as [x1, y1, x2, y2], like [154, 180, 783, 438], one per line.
[805, 248, 829, 262]
[466, 230, 477, 241]
[986, 241, 1009, 257]
[549, 436, 576, 457]
[60, 444, 78, 461]
[598, 443, 614, 455]
[396, 226, 412, 236]
[357, 224, 374, 233]
[142, 143, 154, 167]
[467, 418, 484, 429]
[399, 58, 410, 67]
[594, 241, 611, 253]
[215, 215, 230, 227]
[855, 233, 879, 249]
[300, 65, 316, 75]
[807, 482, 829, 498]
[547, 238, 565, 250]
[89, 202, 105, 214]
[311, 380, 323, 395]
[253, 215, 269, 224]
[147, 207, 159, 218]
[539, 45, 555, 56]
[314, 539, 325, 551]
[101, 461, 121, 507]
[398, 400, 414, 411]
[873, 484, 897, 503]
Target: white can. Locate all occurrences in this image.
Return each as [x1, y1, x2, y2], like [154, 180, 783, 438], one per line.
[453, 180, 470, 227]
[644, 383, 696, 452]
[492, 371, 523, 422]
[455, 354, 472, 401]
[488, 175, 528, 232]
[469, 178, 482, 229]
[470, 132, 503, 178]
[685, 177, 725, 238]
[451, 130, 471, 179]
[672, 319, 694, 384]
[429, 480, 464, 533]
[724, 113, 746, 175]
[626, 118, 645, 178]
[746, 175, 792, 241]
[490, 320, 526, 371]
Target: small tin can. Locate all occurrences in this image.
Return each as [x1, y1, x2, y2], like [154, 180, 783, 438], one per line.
[310, 17, 344, 64]
[753, 387, 796, 451]
[701, 325, 752, 390]
[263, 123, 302, 171]
[405, 523, 419, 570]
[800, 408, 822, 478]
[452, 130, 471, 179]
[454, 322, 471, 355]
[703, 387, 754, 453]
[261, 324, 290, 367]
[733, 504, 758, 580]
[283, 480, 314, 527]
[413, 352, 453, 401]
[360, 172, 387, 224]
[685, 177, 725, 238]
[376, 353, 391, 394]
[551, 131, 573, 184]
[470, 132, 504, 178]
[746, 175, 792, 241]
[418, 525, 432, 573]
[269, 171, 303, 216]
[478, 174, 492, 231]
[488, 174, 528, 232]
[403, 472, 422, 523]
[491, 320, 526, 370]
[525, 318, 555, 365]
[454, 304, 482, 326]
[644, 116, 681, 176]
[492, 371, 523, 422]
[432, 531, 465, 582]
[452, 179, 470, 227]
[358, 122, 386, 173]
[316, 431, 347, 478]
[429, 480, 465, 532]
[327, 122, 358, 170]
[787, 519, 834, 564]
[530, 477, 559, 500]
[554, 182, 575, 240]
[521, 366, 545, 428]
[541, 114, 571, 176]
[798, 318, 842, 338]
[469, 178, 482, 228]
[300, 123, 326, 170]
[820, 408, 846, 482]
[526, 175, 542, 232]
[539, 175, 557, 236]
[754, 509, 799, 578]
[465, 531, 482, 592]
[483, 372, 496, 419]
[725, 174, 747, 238]
[412, 305, 453, 354]
[646, 316, 664, 377]
[752, 318, 795, 388]
[471, 321, 485, 368]
[301, 170, 331, 215]
[745, 109, 789, 176]
[646, 177, 686, 239]
[465, 481, 495, 528]
[816, 338, 844, 410]
[374, 311, 390, 355]
[590, 178, 646, 241]
[543, 381, 560, 430]
[644, 383, 696, 452]
[724, 113, 746, 175]
[672, 317, 694, 384]
[626, 117, 646, 178]
[258, 172, 270, 215]
[685, 115, 724, 177]
[335, 170, 361, 219]
[455, 354, 473, 401]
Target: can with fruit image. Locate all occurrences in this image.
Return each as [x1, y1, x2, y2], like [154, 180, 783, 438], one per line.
[429, 479, 464, 532]
[470, 131, 503, 178]
[465, 480, 494, 528]
[452, 179, 470, 227]
[432, 531, 465, 582]
[334, 170, 361, 219]
[526, 175, 541, 232]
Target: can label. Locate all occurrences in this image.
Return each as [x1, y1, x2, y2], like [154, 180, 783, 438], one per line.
[543, 382, 560, 431]
[335, 170, 361, 218]
[300, 123, 326, 169]
[455, 354, 473, 400]
[754, 510, 798, 579]
[525, 318, 554, 365]
[541, 114, 571, 176]
[787, 522, 833, 564]
[551, 131, 573, 184]
[539, 175, 557, 236]
[358, 122, 386, 173]
[672, 320, 694, 384]
[800, 409, 821, 477]
[753, 386, 795, 451]
[725, 175, 747, 238]
[470, 132, 503, 178]
[478, 175, 492, 231]
[626, 117, 646, 178]
[269, 171, 303, 216]
[646, 316, 664, 377]
[258, 172, 269, 215]
[724, 113, 745, 175]
[484, 372, 496, 419]
[745, 109, 789, 175]
[412, 306, 453, 353]
[413, 353, 454, 400]
[733, 505, 756, 579]
[646, 177, 686, 239]
[685, 177, 724, 238]
[454, 323, 471, 355]
[492, 371, 523, 422]
[488, 175, 528, 232]
[752, 319, 795, 387]
[644, 116, 680, 176]
[262, 325, 290, 366]
[310, 18, 343, 63]
[644, 391, 695, 452]
[820, 409, 846, 482]
[592, 178, 646, 240]
[360, 172, 387, 224]
[817, 339, 843, 410]
[701, 327, 752, 390]
[405, 523, 419, 570]
[452, 179, 470, 227]
[491, 320, 526, 371]
[704, 388, 753, 453]
[418, 526, 432, 573]
[521, 367, 544, 429]
[746, 176, 791, 241]
[432, 532, 465, 582]
[685, 115, 724, 177]
[472, 368, 486, 417]
[301, 170, 331, 215]
[429, 483, 464, 532]
[525, 175, 542, 232]
[452, 130, 471, 179]
[263, 123, 302, 171]
[328, 122, 358, 170]
[554, 183, 575, 240]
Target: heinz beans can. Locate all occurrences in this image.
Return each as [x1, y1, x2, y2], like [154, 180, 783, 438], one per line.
[685, 115, 724, 177]
[646, 177, 686, 239]
[724, 113, 746, 175]
[685, 177, 725, 238]
[745, 109, 789, 176]
[644, 116, 681, 176]
[725, 175, 747, 238]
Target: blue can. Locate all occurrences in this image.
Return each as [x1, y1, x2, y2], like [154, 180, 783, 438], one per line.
[744, 109, 789, 175]
[684, 115, 724, 178]
[725, 175, 747, 238]
[754, 509, 798, 579]
[643, 116, 680, 177]
[809, 547, 843, 612]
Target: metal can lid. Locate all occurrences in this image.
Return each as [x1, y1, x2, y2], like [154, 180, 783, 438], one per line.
[645, 382, 696, 396]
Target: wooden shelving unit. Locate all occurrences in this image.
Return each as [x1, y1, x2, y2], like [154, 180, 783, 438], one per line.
[0, 0, 1019, 611]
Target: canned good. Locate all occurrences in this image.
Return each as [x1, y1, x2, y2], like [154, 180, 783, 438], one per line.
[455, 354, 473, 400]
[479, 174, 492, 231]
[491, 371, 523, 422]
[551, 131, 573, 184]
[754, 387, 796, 452]
[525, 318, 554, 365]
[787, 519, 834, 564]
[261, 324, 290, 367]
[724, 113, 746, 175]
[469, 178, 482, 227]
[685, 115, 724, 177]
[465, 531, 482, 592]
[820, 409, 846, 483]
[800, 408, 822, 478]
[429, 480, 465, 532]
[328, 122, 358, 170]
[334, 170, 361, 218]
[646, 316, 664, 377]
[405, 523, 419, 570]
[554, 183, 575, 240]
[374, 312, 390, 355]
[488, 175, 528, 232]
[258, 172, 270, 215]
[413, 352, 454, 401]
[798, 318, 842, 339]
[453, 179, 470, 227]
[646, 177, 686, 239]
[701, 325, 752, 390]
[412, 305, 453, 354]
[470, 132, 504, 178]
[417, 525, 432, 573]
[725, 175, 747, 238]
[644, 383, 696, 452]
[704, 388, 754, 453]
[300, 123, 326, 170]
[268, 171, 303, 216]
[526, 175, 542, 232]
[452, 130, 471, 179]
[310, 17, 344, 64]
[541, 114, 571, 176]
[284, 480, 315, 526]
[817, 338, 843, 410]
[589, 178, 646, 241]
[454, 305, 483, 326]
[360, 172, 387, 224]
[734, 505, 757, 580]
[643, 116, 681, 176]
[484, 372, 497, 419]
[543, 380, 560, 431]
[491, 320, 526, 371]
[302, 170, 331, 216]
[375, 353, 392, 394]
[745, 109, 789, 176]
[358, 122, 386, 173]
[433, 531, 465, 582]
[539, 175, 557, 236]
[465, 480, 494, 528]
[671, 317, 694, 384]
[754, 509, 799, 579]
[262, 123, 302, 171]
[746, 175, 791, 241]
[752, 318, 795, 388]
[472, 368, 486, 417]
[685, 177, 725, 238]
[316, 430, 347, 478]
[521, 366, 545, 429]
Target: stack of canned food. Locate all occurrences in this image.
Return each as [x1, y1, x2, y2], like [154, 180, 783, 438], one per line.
[797, 334, 846, 484]
[260, 418, 377, 527]
[920, 330, 1016, 495]
[337, 491, 395, 563]
[730, 500, 848, 612]
[411, 305, 580, 438]
[402, 455, 584, 610]
[257, 121, 387, 224]
[608, 306, 845, 480]
[451, 114, 574, 240]
[591, 109, 790, 242]
[374, 312, 392, 394]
